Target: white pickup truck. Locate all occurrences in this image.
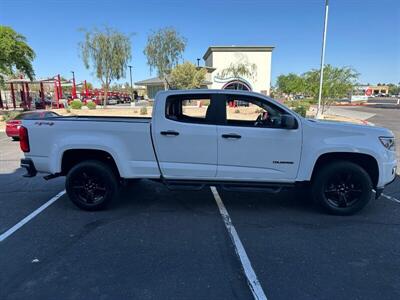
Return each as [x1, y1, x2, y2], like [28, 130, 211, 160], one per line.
[19, 90, 397, 215]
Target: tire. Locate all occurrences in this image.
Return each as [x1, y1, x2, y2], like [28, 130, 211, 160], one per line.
[12, 136, 19, 141]
[311, 161, 373, 215]
[65, 160, 119, 211]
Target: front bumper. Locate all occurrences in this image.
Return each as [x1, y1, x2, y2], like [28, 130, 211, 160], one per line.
[376, 173, 397, 199]
[20, 158, 37, 177]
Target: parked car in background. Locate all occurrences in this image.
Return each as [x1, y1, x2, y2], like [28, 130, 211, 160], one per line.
[34, 98, 53, 109]
[6, 111, 59, 140]
[107, 97, 118, 105]
[120, 96, 132, 103]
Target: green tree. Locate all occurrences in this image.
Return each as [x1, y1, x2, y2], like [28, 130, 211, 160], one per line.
[170, 62, 207, 89]
[80, 82, 93, 94]
[144, 27, 186, 82]
[79, 27, 132, 106]
[0, 26, 35, 84]
[303, 64, 359, 111]
[276, 73, 305, 96]
[218, 61, 257, 81]
[388, 83, 400, 96]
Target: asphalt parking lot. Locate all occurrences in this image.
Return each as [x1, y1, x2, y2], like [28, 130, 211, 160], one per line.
[1, 120, 400, 300]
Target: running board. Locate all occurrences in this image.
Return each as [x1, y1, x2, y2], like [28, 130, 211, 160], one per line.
[221, 185, 282, 193]
[163, 179, 294, 193]
[164, 181, 205, 191]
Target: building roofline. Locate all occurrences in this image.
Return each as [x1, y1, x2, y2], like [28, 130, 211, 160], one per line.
[203, 45, 275, 60]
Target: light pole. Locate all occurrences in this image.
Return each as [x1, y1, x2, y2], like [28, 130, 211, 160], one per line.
[71, 71, 77, 99]
[316, 0, 329, 119]
[128, 65, 133, 101]
[197, 58, 200, 67]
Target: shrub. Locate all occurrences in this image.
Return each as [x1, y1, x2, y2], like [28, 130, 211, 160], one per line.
[86, 101, 97, 110]
[234, 109, 240, 114]
[70, 100, 83, 109]
[287, 100, 310, 117]
[293, 105, 308, 117]
[140, 107, 148, 115]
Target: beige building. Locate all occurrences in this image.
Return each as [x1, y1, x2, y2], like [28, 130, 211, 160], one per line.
[203, 46, 274, 95]
[136, 45, 274, 99]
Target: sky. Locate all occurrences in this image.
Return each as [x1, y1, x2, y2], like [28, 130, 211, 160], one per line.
[1, 0, 399, 87]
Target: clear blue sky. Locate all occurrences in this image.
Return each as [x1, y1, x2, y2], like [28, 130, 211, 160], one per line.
[1, 0, 399, 87]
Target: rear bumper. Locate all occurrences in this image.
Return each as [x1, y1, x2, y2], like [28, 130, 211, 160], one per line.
[20, 158, 37, 177]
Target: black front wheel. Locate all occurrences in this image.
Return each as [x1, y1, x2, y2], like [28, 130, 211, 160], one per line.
[312, 161, 373, 215]
[66, 160, 119, 211]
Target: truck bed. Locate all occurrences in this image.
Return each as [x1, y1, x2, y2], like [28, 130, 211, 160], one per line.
[22, 116, 159, 178]
[34, 115, 152, 123]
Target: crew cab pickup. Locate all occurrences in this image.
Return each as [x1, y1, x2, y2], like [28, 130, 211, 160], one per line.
[19, 90, 397, 215]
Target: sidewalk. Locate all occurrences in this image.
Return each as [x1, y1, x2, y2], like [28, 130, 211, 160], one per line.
[324, 106, 376, 121]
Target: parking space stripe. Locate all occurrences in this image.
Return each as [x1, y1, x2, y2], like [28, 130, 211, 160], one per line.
[0, 190, 66, 242]
[210, 186, 267, 300]
[381, 193, 400, 204]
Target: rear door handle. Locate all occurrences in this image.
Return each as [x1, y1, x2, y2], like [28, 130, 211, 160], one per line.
[160, 130, 180, 136]
[221, 133, 241, 139]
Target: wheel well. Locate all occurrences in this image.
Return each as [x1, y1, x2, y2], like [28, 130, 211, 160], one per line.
[61, 149, 120, 178]
[312, 152, 379, 187]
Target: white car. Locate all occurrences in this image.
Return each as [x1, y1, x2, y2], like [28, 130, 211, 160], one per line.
[107, 97, 118, 105]
[19, 90, 397, 215]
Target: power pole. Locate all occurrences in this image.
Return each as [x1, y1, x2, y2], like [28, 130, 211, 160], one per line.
[316, 0, 329, 119]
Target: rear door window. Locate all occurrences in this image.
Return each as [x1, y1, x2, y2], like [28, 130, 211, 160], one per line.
[165, 94, 218, 125]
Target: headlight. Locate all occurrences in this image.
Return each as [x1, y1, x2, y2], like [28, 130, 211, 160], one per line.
[379, 136, 396, 151]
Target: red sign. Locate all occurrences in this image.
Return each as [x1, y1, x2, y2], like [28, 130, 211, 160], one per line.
[365, 88, 372, 96]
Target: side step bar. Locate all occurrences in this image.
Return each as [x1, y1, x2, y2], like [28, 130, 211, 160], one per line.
[163, 179, 295, 193]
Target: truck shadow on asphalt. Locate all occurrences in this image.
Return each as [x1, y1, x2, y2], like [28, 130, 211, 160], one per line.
[1, 166, 399, 218]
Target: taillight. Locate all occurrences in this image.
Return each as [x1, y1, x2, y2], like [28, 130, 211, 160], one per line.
[19, 126, 30, 152]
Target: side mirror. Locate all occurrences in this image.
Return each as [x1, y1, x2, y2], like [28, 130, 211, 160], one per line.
[281, 114, 297, 129]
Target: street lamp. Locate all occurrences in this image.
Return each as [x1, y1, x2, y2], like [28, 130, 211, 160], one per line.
[316, 0, 329, 119]
[196, 58, 200, 67]
[128, 65, 133, 101]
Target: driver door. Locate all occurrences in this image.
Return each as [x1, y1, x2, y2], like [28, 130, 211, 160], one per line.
[216, 94, 302, 181]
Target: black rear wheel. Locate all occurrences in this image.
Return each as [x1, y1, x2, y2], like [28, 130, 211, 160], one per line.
[66, 160, 119, 211]
[312, 161, 373, 215]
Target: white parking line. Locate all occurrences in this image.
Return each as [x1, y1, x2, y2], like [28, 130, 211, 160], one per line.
[210, 186, 267, 300]
[381, 193, 400, 204]
[0, 190, 66, 242]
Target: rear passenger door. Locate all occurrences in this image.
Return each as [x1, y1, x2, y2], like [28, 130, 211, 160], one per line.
[152, 93, 220, 179]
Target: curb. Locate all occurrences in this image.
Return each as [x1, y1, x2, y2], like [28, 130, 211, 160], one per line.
[361, 119, 375, 126]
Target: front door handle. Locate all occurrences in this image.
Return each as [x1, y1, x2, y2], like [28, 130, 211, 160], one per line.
[221, 133, 241, 139]
[160, 130, 180, 136]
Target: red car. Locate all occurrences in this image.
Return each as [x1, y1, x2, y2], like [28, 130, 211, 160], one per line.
[6, 111, 59, 140]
